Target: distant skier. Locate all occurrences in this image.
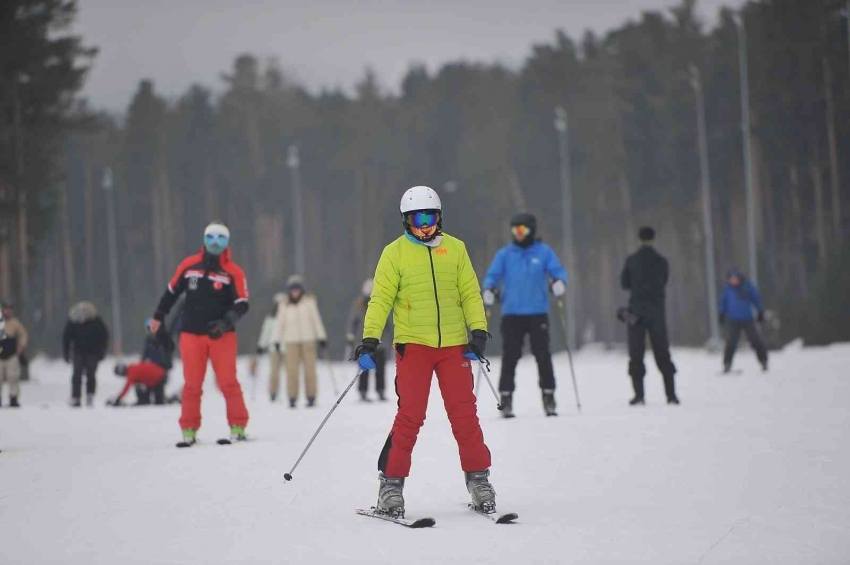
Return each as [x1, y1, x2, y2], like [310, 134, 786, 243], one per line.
[252, 293, 285, 402]
[719, 269, 768, 373]
[620, 227, 679, 405]
[482, 212, 568, 418]
[0, 300, 28, 407]
[107, 319, 175, 406]
[347, 278, 386, 402]
[272, 275, 327, 408]
[63, 301, 110, 407]
[148, 221, 250, 445]
[355, 185, 497, 518]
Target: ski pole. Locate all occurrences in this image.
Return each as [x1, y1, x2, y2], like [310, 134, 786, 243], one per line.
[284, 368, 364, 482]
[556, 299, 582, 412]
[325, 349, 340, 395]
[475, 307, 492, 397]
[473, 355, 503, 411]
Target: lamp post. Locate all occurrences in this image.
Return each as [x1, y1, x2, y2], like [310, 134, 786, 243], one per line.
[554, 106, 577, 351]
[287, 145, 305, 277]
[735, 13, 758, 285]
[103, 167, 123, 355]
[690, 65, 720, 346]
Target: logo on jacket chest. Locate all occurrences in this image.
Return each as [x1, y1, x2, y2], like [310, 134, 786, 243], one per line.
[184, 270, 230, 291]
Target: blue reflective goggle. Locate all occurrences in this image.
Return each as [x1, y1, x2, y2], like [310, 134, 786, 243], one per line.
[204, 233, 229, 247]
[410, 212, 438, 228]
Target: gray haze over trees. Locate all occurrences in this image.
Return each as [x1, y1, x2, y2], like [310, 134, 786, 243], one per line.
[2, 0, 849, 356]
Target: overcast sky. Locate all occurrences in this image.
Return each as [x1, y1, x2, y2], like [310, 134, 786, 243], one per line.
[73, 0, 746, 110]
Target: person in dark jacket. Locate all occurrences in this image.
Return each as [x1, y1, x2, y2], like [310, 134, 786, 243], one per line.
[620, 227, 678, 405]
[347, 278, 387, 402]
[719, 270, 768, 373]
[482, 212, 568, 418]
[108, 319, 175, 406]
[63, 301, 110, 407]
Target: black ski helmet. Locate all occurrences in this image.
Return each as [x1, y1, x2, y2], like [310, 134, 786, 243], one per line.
[510, 212, 537, 239]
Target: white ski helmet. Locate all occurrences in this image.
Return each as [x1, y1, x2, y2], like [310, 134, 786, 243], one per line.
[400, 186, 441, 214]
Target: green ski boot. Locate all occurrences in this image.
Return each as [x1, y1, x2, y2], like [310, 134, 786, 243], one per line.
[177, 428, 197, 448]
[229, 425, 247, 442]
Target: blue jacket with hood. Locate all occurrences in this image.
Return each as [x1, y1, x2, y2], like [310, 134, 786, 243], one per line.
[482, 240, 568, 316]
[719, 270, 764, 322]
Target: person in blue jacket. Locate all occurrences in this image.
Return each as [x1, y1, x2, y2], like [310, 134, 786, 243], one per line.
[482, 212, 568, 418]
[719, 269, 768, 373]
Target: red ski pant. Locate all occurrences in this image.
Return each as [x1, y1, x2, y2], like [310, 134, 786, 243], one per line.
[379, 344, 491, 477]
[179, 332, 249, 431]
[116, 361, 167, 401]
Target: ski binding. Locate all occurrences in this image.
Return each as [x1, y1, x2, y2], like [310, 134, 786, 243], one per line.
[468, 503, 518, 524]
[356, 508, 435, 528]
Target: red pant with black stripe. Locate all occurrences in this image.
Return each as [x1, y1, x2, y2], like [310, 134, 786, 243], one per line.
[379, 344, 491, 477]
[179, 332, 249, 431]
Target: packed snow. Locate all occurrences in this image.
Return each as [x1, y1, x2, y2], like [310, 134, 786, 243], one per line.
[1, 342, 849, 564]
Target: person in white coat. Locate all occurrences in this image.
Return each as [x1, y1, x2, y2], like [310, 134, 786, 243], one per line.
[273, 275, 327, 408]
[253, 293, 285, 402]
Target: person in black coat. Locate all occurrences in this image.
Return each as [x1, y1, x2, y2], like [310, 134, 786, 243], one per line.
[620, 227, 679, 405]
[62, 301, 110, 407]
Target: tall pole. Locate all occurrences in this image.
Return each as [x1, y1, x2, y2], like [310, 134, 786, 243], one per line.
[103, 167, 123, 355]
[846, 0, 850, 81]
[736, 13, 758, 285]
[287, 145, 306, 277]
[690, 65, 720, 345]
[554, 107, 577, 351]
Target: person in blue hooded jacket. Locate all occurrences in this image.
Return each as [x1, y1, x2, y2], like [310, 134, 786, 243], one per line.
[719, 270, 768, 373]
[482, 212, 568, 418]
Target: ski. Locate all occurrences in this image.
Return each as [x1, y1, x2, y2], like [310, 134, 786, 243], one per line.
[468, 503, 518, 524]
[176, 441, 196, 448]
[217, 437, 249, 445]
[718, 369, 744, 376]
[355, 508, 435, 528]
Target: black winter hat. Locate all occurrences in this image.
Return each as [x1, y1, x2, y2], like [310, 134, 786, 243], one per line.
[510, 212, 537, 232]
[638, 226, 655, 242]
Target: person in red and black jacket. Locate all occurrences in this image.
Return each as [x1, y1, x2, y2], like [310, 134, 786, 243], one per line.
[148, 221, 250, 445]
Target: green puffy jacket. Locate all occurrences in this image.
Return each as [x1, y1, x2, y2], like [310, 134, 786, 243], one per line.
[364, 233, 487, 348]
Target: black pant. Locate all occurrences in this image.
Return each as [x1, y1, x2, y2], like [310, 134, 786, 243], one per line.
[359, 347, 386, 393]
[498, 314, 556, 393]
[627, 311, 677, 399]
[134, 380, 167, 405]
[71, 354, 100, 399]
[723, 320, 768, 367]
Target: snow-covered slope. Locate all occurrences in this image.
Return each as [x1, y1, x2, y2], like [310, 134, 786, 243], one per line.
[1, 344, 849, 564]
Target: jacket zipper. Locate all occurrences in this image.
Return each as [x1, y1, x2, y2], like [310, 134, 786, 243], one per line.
[428, 247, 442, 348]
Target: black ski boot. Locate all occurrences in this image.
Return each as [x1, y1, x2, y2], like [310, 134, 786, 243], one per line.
[377, 390, 387, 402]
[629, 396, 645, 406]
[375, 473, 405, 518]
[306, 397, 316, 408]
[360, 391, 372, 402]
[760, 360, 768, 372]
[542, 390, 557, 417]
[667, 396, 680, 405]
[70, 397, 82, 408]
[465, 469, 497, 514]
[500, 392, 515, 419]
[270, 392, 277, 402]
[289, 398, 297, 408]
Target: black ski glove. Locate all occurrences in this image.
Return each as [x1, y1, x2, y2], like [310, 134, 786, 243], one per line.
[208, 310, 239, 339]
[464, 330, 489, 360]
[353, 337, 379, 361]
[318, 340, 328, 351]
[756, 311, 765, 323]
